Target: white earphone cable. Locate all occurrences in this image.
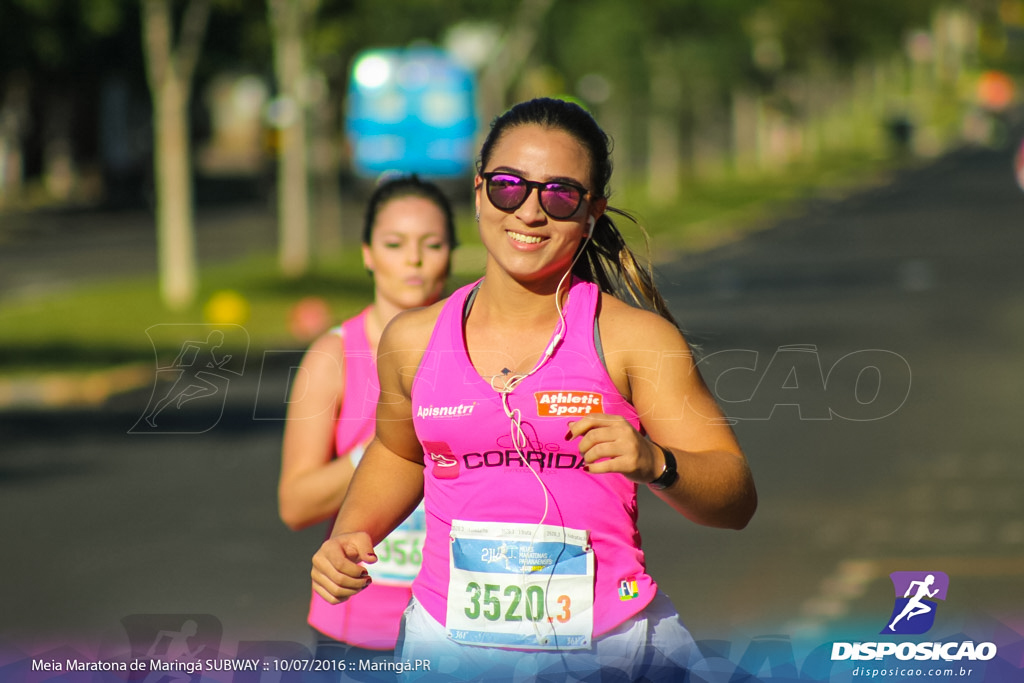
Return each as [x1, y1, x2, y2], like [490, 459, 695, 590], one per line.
[486, 221, 595, 648]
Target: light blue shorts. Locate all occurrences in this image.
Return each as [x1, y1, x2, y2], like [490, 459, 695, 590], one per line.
[395, 591, 700, 682]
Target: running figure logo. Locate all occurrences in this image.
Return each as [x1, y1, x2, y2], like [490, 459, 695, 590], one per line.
[119, 613, 222, 682]
[131, 324, 248, 434]
[484, 541, 519, 571]
[881, 571, 949, 635]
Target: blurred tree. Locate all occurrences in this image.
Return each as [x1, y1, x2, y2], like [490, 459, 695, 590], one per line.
[765, 0, 949, 70]
[267, 0, 318, 278]
[0, 0, 136, 204]
[141, 0, 211, 310]
[261, 0, 500, 269]
[541, 0, 962, 195]
[544, 0, 753, 193]
[2, 0, 983, 292]
[476, 0, 557, 125]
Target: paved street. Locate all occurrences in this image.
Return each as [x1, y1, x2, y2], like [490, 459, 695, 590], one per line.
[647, 142, 1024, 646]
[1, 138, 1023, 679]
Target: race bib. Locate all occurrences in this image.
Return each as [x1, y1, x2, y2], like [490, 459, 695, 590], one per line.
[445, 520, 594, 650]
[368, 503, 426, 586]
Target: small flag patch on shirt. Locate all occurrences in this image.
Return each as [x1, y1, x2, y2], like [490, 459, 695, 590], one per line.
[619, 578, 639, 601]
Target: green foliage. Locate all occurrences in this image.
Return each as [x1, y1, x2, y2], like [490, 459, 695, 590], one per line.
[548, 1, 652, 95]
[767, 0, 949, 69]
[0, 0, 1003, 376]
[306, 0, 505, 83]
[80, 0, 125, 36]
[2, 0, 110, 70]
[532, 0, 959, 121]
[1, 0, 973, 120]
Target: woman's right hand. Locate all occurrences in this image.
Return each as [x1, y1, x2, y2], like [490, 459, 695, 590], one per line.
[310, 531, 378, 604]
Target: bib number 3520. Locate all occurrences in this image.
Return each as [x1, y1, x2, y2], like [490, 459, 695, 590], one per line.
[445, 520, 594, 650]
[463, 582, 572, 623]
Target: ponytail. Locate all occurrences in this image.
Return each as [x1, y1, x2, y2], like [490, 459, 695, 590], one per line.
[573, 208, 680, 329]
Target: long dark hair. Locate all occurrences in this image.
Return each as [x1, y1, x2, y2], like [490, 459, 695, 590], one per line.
[362, 173, 459, 248]
[478, 98, 678, 327]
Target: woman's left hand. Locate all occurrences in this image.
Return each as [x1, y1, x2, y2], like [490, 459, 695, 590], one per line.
[567, 415, 662, 485]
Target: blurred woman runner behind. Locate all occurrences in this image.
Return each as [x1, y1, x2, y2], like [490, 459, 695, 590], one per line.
[311, 98, 757, 681]
[278, 175, 457, 674]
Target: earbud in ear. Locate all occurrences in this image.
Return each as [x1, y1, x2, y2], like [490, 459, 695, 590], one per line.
[586, 215, 596, 236]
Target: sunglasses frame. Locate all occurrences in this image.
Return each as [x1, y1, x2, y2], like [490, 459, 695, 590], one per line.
[481, 171, 591, 220]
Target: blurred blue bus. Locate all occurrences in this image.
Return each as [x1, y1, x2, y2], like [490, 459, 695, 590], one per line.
[345, 46, 477, 180]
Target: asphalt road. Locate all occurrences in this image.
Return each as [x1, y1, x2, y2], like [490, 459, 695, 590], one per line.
[644, 139, 1024, 680]
[2, 140, 1023, 679]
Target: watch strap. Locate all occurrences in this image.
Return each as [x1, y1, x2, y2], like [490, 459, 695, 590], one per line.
[648, 444, 679, 490]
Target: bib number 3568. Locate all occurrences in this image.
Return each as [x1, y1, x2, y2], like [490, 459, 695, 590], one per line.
[368, 505, 426, 586]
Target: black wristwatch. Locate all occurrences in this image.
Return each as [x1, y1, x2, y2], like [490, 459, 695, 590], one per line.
[648, 444, 679, 490]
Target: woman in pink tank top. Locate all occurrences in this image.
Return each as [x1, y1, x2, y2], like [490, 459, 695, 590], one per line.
[312, 99, 758, 681]
[279, 175, 456, 668]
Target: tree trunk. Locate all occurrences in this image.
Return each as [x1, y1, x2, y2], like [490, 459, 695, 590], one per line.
[646, 44, 681, 205]
[0, 75, 30, 204]
[477, 0, 556, 124]
[269, 0, 314, 278]
[141, 0, 210, 311]
[153, 74, 198, 310]
[310, 90, 344, 255]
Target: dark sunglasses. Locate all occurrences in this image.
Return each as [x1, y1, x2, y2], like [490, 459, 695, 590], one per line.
[481, 172, 591, 220]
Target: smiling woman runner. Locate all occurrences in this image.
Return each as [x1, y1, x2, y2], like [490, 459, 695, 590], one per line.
[311, 98, 757, 681]
[278, 174, 456, 673]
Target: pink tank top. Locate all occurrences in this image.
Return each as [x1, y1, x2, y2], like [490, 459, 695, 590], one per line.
[307, 308, 416, 649]
[411, 278, 657, 639]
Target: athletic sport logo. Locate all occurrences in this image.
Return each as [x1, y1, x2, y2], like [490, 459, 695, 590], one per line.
[881, 571, 949, 635]
[535, 391, 604, 417]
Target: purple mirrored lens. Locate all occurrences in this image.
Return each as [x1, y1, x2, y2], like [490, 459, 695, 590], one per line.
[541, 184, 582, 218]
[487, 174, 528, 209]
